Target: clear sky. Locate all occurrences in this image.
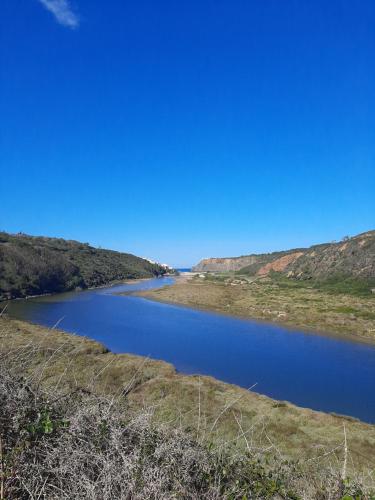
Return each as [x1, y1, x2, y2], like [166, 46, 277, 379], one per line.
[1, 0, 374, 267]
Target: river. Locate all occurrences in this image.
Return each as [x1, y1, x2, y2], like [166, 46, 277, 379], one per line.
[7, 276, 375, 423]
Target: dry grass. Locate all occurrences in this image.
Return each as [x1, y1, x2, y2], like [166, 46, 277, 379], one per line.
[1, 316, 375, 499]
[3, 367, 366, 500]
[139, 276, 375, 343]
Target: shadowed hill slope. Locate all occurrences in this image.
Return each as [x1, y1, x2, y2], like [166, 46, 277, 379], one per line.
[0, 232, 169, 300]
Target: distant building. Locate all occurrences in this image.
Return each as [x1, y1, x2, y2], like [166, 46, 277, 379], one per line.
[142, 257, 173, 271]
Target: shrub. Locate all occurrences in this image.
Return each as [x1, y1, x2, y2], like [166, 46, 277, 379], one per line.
[1, 348, 373, 499]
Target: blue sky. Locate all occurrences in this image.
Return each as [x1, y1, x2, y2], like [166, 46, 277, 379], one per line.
[1, 0, 374, 267]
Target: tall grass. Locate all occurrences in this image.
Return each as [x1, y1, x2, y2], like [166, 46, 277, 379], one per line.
[0, 321, 374, 499]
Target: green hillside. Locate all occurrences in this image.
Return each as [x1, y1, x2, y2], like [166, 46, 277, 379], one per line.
[0, 232, 169, 300]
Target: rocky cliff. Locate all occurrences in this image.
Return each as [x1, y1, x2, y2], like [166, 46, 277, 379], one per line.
[193, 230, 375, 281]
[192, 255, 265, 272]
[192, 248, 305, 274]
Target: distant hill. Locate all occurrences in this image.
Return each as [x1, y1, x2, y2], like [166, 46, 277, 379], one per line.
[0, 232, 170, 300]
[192, 249, 303, 273]
[193, 230, 375, 287]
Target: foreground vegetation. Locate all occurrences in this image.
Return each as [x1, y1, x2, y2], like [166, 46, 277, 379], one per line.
[0, 232, 169, 300]
[1, 317, 374, 498]
[141, 274, 375, 343]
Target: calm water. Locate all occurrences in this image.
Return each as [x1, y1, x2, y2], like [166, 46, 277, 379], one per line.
[7, 277, 375, 423]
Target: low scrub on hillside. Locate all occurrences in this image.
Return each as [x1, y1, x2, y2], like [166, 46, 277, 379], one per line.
[268, 271, 375, 297]
[0, 232, 168, 300]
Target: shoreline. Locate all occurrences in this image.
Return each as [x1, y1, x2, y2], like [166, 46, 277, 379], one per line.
[135, 277, 375, 346]
[5, 277, 375, 423]
[1, 314, 375, 478]
[0, 273, 171, 303]
[135, 289, 375, 346]
[1, 315, 365, 424]
[8, 303, 375, 424]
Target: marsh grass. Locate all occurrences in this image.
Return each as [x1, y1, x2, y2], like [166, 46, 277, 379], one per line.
[143, 276, 375, 342]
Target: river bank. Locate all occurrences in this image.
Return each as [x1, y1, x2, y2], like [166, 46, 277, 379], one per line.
[0, 274, 172, 303]
[7, 276, 375, 424]
[1, 315, 375, 479]
[138, 274, 375, 344]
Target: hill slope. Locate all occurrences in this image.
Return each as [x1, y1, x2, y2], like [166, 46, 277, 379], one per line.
[0, 232, 169, 300]
[193, 231, 375, 284]
[192, 249, 303, 273]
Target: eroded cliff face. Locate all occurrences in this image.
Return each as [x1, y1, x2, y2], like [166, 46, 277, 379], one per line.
[256, 252, 304, 276]
[192, 255, 262, 272]
[192, 230, 375, 280]
[284, 231, 375, 280]
[192, 249, 302, 273]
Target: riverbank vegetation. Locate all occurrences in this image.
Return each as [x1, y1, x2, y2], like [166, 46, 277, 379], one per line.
[0, 232, 168, 300]
[1, 316, 374, 498]
[141, 273, 375, 343]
